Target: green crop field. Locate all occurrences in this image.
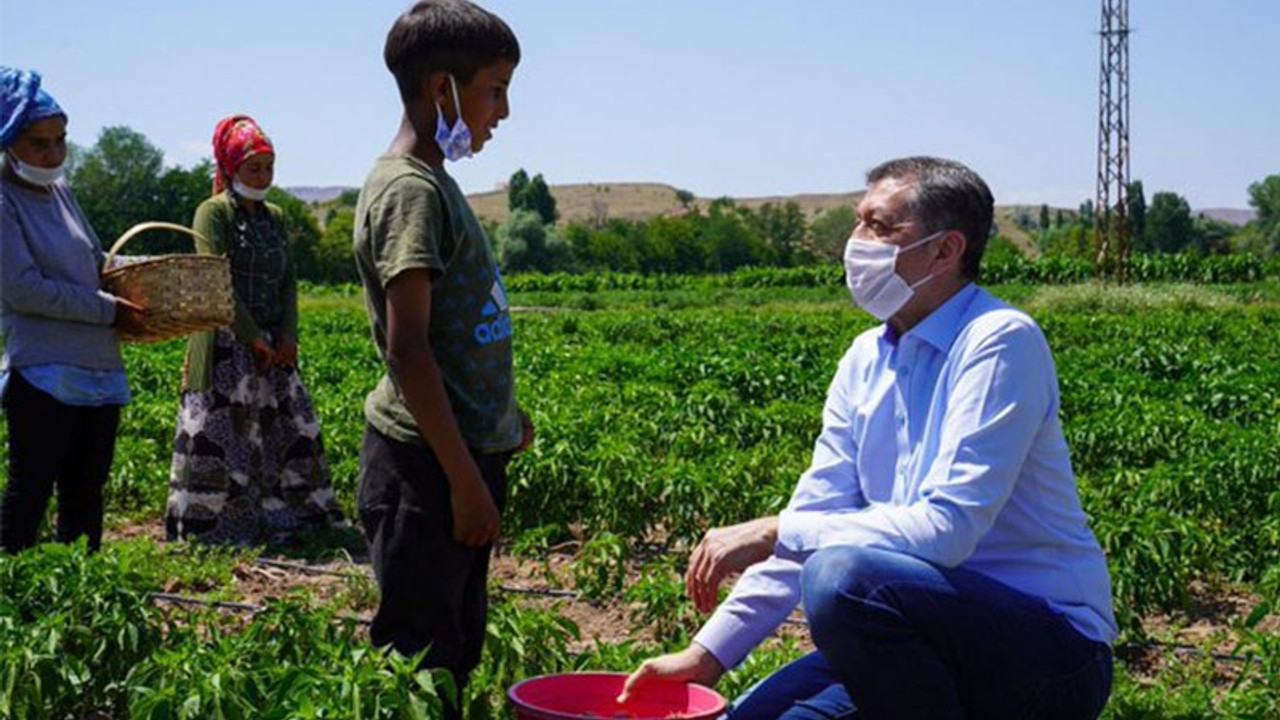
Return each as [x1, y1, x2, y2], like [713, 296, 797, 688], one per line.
[3, 280, 1279, 719]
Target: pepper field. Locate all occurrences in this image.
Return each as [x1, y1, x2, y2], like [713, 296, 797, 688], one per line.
[2, 279, 1278, 719]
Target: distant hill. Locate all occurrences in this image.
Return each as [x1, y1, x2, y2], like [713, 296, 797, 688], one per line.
[472, 182, 1047, 257]
[294, 181, 865, 223]
[283, 186, 355, 204]
[1195, 208, 1257, 226]
[293, 180, 1095, 259]
[468, 182, 864, 225]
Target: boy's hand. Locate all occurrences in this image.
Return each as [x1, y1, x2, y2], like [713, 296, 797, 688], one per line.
[451, 476, 500, 547]
[517, 409, 535, 453]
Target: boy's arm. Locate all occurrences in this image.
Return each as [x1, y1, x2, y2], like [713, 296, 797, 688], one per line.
[385, 267, 499, 548]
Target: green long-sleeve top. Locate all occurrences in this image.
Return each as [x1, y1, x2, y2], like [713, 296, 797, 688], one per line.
[181, 191, 298, 391]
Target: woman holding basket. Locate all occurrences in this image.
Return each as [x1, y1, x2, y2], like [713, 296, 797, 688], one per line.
[164, 114, 340, 545]
[0, 68, 147, 553]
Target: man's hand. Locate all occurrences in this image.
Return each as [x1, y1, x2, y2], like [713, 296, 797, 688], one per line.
[618, 644, 725, 704]
[249, 338, 277, 370]
[451, 476, 501, 548]
[111, 296, 148, 336]
[687, 516, 778, 614]
[275, 334, 298, 368]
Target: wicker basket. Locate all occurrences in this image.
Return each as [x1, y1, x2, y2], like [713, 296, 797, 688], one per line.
[101, 221, 234, 344]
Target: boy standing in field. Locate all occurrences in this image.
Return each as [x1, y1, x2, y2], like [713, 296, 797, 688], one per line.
[352, 0, 532, 705]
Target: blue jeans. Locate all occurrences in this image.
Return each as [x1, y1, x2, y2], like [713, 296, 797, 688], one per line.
[728, 547, 1112, 720]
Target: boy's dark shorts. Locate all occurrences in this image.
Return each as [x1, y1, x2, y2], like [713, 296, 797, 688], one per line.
[357, 423, 511, 684]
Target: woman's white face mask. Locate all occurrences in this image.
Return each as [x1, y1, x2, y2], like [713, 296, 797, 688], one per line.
[843, 229, 946, 321]
[7, 152, 64, 187]
[233, 178, 269, 201]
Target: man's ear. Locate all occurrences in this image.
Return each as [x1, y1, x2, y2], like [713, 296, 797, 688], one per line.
[939, 230, 967, 273]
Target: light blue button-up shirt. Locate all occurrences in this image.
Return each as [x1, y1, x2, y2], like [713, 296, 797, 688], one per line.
[693, 284, 1117, 670]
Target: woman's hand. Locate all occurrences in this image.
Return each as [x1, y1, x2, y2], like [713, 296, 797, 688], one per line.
[618, 645, 724, 704]
[276, 335, 298, 368]
[249, 338, 277, 370]
[111, 297, 148, 336]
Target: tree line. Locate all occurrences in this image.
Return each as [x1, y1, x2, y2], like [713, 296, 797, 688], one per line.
[65, 126, 1280, 283]
[64, 126, 343, 281]
[487, 170, 1279, 277]
[1022, 178, 1279, 260]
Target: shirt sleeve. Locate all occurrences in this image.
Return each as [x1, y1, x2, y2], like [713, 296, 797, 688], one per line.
[779, 316, 1054, 568]
[368, 175, 446, 288]
[692, 554, 804, 671]
[1, 197, 117, 326]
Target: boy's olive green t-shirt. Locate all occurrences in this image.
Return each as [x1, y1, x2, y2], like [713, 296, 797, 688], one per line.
[353, 155, 521, 453]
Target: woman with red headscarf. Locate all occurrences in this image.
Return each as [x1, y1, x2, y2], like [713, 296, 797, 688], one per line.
[164, 115, 340, 545]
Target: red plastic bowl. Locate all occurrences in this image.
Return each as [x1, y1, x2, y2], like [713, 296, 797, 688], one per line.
[508, 672, 727, 720]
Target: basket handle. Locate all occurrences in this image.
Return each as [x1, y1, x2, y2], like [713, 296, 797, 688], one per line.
[105, 221, 212, 269]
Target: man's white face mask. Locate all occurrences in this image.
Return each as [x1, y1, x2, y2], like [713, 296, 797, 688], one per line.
[843, 229, 946, 321]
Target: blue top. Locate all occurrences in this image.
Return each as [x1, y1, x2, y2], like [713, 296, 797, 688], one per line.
[1, 176, 124, 376]
[694, 284, 1117, 670]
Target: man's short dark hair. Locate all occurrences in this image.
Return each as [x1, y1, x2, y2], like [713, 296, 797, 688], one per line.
[867, 156, 994, 279]
[384, 0, 521, 104]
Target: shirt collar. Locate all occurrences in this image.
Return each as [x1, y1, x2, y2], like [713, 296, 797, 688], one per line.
[902, 282, 980, 354]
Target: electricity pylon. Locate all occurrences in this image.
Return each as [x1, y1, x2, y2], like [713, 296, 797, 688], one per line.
[1094, 0, 1130, 280]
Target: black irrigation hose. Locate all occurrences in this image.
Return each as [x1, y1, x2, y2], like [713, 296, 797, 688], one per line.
[149, 591, 372, 626]
[252, 557, 577, 598]
[255, 557, 370, 579]
[498, 584, 579, 599]
[1119, 641, 1265, 668]
[151, 592, 266, 615]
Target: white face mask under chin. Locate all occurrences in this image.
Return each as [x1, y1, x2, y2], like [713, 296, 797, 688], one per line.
[233, 178, 270, 201]
[843, 229, 947, 321]
[434, 74, 474, 162]
[7, 154, 65, 187]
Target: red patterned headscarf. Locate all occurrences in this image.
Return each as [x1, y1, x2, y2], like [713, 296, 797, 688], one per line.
[211, 114, 274, 195]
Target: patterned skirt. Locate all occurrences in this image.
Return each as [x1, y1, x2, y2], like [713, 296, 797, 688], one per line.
[165, 329, 341, 544]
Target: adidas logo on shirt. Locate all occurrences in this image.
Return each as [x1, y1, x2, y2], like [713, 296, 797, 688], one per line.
[474, 278, 512, 345]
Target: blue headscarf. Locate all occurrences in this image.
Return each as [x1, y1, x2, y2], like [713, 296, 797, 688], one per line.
[0, 67, 66, 149]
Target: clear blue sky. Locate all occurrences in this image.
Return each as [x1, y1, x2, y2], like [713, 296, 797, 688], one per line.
[3, 0, 1276, 209]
